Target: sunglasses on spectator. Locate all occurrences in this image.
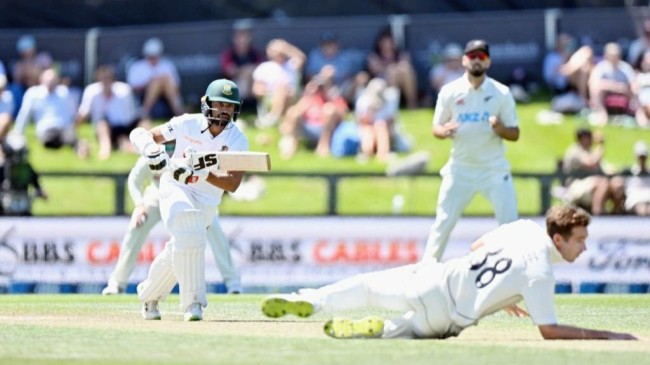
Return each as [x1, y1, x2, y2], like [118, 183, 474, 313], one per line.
[466, 51, 488, 61]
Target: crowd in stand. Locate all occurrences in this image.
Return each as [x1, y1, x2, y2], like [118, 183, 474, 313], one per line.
[0, 20, 649, 217]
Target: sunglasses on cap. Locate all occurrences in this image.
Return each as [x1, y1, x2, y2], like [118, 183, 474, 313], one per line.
[466, 51, 488, 61]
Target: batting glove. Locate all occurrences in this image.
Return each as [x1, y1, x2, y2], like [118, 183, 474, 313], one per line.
[171, 160, 209, 184]
[144, 144, 169, 171]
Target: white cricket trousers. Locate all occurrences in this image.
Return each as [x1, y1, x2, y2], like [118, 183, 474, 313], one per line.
[108, 203, 161, 289]
[137, 182, 216, 311]
[307, 262, 460, 339]
[424, 166, 518, 259]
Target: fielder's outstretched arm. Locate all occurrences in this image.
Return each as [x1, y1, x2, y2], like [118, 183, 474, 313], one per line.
[538, 323, 637, 340]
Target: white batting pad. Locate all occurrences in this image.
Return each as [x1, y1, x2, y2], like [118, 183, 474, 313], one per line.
[137, 241, 177, 303]
[169, 210, 208, 309]
[173, 246, 207, 310]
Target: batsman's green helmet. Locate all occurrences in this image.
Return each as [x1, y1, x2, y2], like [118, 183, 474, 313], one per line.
[204, 79, 241, 105]
[202, 78, 241, 123]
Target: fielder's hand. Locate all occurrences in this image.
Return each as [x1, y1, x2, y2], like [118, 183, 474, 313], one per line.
[503, 304, 529, 318]
[442, 121, 459, 138]
[489, 115, 505, 132]
[171, 160, 209, 184]
[144, 144, 169, 171]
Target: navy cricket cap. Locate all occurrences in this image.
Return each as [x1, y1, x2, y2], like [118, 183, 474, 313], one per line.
[464, 39, 490, 56]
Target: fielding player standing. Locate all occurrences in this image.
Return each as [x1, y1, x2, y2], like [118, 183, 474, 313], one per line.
[129, 78, 247, 321]
[260, 204, 637, 340]
[424, 39, 520, 260]
[101, 146, 242, 296]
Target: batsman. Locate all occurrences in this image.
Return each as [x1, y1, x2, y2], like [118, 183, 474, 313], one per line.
[130, 78, 248, 321]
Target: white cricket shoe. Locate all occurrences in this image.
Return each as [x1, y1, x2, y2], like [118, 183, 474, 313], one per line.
[141, 301, 161, 320]
[184, 303, 203, 322]
[101, 284, 124, 296]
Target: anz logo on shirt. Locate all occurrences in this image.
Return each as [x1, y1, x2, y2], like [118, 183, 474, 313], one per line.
[457, 111, 490, 123]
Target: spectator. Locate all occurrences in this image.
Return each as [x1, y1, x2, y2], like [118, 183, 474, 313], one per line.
[562, 128, 625, 215]
[12, 68, 87, 158]
[278, 66, 348, 159]
[633, 49, 650, 128]
[543, 34, 592, 114]
[354, 77, 398, 162]
[627, 19, 650, 67]
[306, 31, 366, 106]
[0, 74, 13, 142]
[588, 43, 635, 126]
[623, 141, 650, 216]
[429, 43, 464, 97]
[9, 35, 53, 117]
[76, 65, 145, 160]
[252, 38, 306, 128]
[219, 19, 264, 107]
[366, 27, 418, 109]
[127, 37, 184, 120]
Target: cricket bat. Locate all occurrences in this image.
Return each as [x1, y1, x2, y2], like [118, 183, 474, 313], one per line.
[187, 151, 271, 173]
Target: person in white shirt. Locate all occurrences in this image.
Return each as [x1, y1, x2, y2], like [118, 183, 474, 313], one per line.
[102, 144, 242, 296]
[354, 77, 398, 162]
[13, 68, 87, 158]
[130, 78, 248, 321]
[430, 43, 465, 96]
[588, 42, 636, 126]
[127, 38, 184, 120]
[77, 65, 144, 160]
[252, 38, 306, 128]
[260, 205, 637, 341]
[424, 39, 520, 260]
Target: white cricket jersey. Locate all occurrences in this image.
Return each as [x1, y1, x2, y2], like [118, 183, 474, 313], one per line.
[159, 113, 249, 206]
[441, 219, 561, 328]
[433, 74, 518, 170]
[78, 81, 139, 126]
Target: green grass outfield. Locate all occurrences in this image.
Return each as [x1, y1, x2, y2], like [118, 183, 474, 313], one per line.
[0, 294, 647, 365]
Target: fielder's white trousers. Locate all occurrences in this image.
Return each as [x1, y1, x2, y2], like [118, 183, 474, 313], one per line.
[306, 261, 461, 339]
[424, 165, 518, 260]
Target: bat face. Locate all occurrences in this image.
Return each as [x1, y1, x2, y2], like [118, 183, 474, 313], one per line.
[188, 151, 271, 173]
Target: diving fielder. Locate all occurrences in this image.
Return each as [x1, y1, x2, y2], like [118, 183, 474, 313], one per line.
[101, 150, 242, 296]
[424, 39, 520, 260]
[261, 205, 637, 340]
[130, 78, 247, 321]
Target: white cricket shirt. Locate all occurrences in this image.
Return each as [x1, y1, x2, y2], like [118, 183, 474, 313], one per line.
[253, 60, 301, 94]
[433, 74, 518, 170]
[127, 58, 180, 89]
[442, 219, 561, 327]
[14, 84, 77, 139]
[159, 113, 249, 206]
[78, 81, 139, 126]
